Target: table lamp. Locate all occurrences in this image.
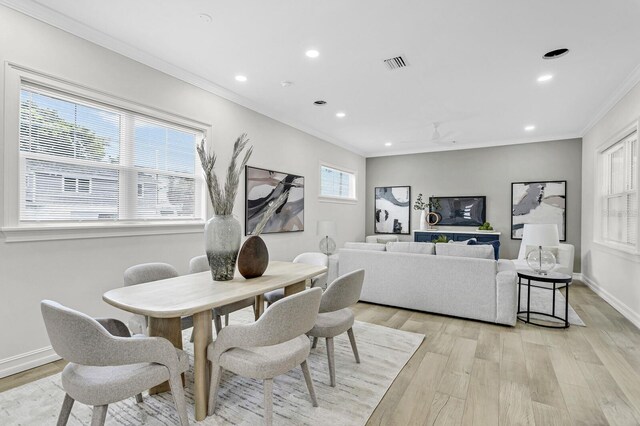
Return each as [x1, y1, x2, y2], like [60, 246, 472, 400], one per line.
[523, 223, 560, 275]
[317, 220, 337, 255]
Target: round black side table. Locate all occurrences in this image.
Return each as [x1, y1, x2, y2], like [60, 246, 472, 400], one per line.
[517, 270, 572, 328]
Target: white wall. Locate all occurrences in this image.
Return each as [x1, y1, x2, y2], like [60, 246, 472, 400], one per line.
[582, 80, 640, 328]
[0, 6, 365, 376]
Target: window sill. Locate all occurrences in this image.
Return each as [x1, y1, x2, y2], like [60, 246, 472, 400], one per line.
[592, 240, 640, 263]
[318, 196, 358, 205]
[1, 221, 205, 243]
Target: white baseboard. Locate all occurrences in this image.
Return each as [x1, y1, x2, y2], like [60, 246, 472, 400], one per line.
[0, 346, 60, 379]
[581, 274, 640, 330]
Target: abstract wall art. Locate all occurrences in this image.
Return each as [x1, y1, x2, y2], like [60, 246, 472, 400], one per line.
[375, 186, 411, 234]
[245, 166, 304, 235]
[511, 180, 566, 240]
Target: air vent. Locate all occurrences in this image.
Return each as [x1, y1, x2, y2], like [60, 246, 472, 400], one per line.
[383, 55, 408, 71]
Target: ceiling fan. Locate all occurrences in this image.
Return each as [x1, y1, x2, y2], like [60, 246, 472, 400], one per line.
[399, 122, 457, 145]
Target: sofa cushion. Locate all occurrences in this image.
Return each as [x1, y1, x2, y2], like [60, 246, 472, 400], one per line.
[386, 242, 435, 255]
[435, 243, 494, 260]
[524, 245, 560, 259]
[344, 242, 386, 251]
[468, 239, 501, 260]
[365, 235, 399, 244]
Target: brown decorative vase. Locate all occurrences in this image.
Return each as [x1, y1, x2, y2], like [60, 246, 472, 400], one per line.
[237, 235, 269, 279]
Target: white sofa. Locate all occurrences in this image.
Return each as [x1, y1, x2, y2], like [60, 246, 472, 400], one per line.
[337, 242, 518, 326]
[512, 243, 575, 275]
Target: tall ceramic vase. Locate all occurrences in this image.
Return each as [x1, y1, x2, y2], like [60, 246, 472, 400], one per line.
[204, 215, 241, 281]
[420, 210, 427, 231]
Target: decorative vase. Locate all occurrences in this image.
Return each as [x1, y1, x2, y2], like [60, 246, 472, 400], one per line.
[420, 210, 427, 230]
[204, 214, 241, 281]
[237, 235, 269, 279]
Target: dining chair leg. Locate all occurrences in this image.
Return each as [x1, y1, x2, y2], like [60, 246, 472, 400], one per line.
[90, 405, 108, 426]
[214, 315, 223, 335]
[208, 366, 223, 416]
[301, 360, 318, 407]
[326, 337, 336, 387]
[56, 393, 74, 426]
[135, 393, 143, 403]
[347, 328, 360, 363]
[169, 373, 189, 426]
[264, 378, 273, 426]
[311, 337, 318, 349]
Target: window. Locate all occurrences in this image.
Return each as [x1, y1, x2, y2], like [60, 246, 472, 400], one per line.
[319, 164, 356, 201]
[599, 130, 638, 250]
[18, 84, 204, 223]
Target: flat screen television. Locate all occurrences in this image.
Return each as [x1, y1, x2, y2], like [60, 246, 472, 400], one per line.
[430, 196, 486, 227]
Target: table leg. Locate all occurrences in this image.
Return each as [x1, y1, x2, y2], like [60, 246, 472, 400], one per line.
[517, 275, 521, 312]
[284, 280, 306, 297]
[552, 282, 556, 316]
[148, 317, 183, 395]
[527, 278, 531, 323]
[254, 294, 265, 320]
[565, 284, 570, 328]
[193, 310, 213, 421]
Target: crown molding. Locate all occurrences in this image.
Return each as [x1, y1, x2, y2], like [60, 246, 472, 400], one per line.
[580, 61, 640, 137]
[0, 0, 366, 157]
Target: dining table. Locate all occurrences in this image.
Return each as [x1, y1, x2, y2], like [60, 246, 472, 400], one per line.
[103, 260, 327, 421]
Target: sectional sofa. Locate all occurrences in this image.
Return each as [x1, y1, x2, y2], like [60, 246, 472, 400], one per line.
[333, 241, 519, 326]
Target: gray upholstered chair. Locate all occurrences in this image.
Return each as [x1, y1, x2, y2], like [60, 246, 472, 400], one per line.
[207, 287, 323, 425]
[307, 269, 365, 387]
[124, 262, 196, 340]
[189, 255, 257, 334]
[264, 252, 329, 306]
[41, 300, 189, 426]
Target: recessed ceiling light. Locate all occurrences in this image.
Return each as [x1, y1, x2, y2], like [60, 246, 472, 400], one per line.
[525, 125, 536, 131]
[313, 100, 326, 105]
[235, 75, 247, 82]
[198, 13, 212, 23]
[305, 49, 320, 58]
[385, 142, 392, 147]
[543, 48, 569, 59]
[537, 74, 553, 82]
[336, 112, 346, 118]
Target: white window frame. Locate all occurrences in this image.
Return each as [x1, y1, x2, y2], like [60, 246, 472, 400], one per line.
[594, 120, 640, 259]
[1, 63, 211, 242]
[318, 162, 358, 204]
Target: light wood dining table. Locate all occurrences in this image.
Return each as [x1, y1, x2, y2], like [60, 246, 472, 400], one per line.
[103, 260, 327, 421]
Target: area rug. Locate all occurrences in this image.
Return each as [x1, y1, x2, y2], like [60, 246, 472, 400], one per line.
[0, 309, 424, 425]
[519, 285, 585, 326]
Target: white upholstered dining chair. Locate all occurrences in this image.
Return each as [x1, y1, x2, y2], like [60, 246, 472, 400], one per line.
[41, 300, 189, 426]
[307, 269, 365, 387]
[207, 287, 322, 425]
[264, 252, 329, 306]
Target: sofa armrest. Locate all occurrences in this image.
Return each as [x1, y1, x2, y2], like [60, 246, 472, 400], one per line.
[497, 259, 516, 273]
[495, 270, 518, 326]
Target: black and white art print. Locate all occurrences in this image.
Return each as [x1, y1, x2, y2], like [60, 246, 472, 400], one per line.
[245, 166, 304, 235]
[375, 186, 411, 234]
[511, 180, 566, 241]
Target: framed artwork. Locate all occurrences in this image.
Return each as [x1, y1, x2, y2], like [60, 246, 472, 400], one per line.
[511, 180, 566, 241]
[375, 186, 411, 234]
[245, 166, 304, 235]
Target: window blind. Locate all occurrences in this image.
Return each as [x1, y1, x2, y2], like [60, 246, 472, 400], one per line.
[320, 165, 356, 199]
[19, 84, 202, 222]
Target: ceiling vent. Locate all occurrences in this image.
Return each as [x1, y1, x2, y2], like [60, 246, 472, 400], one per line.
[383, 55, 408, 71]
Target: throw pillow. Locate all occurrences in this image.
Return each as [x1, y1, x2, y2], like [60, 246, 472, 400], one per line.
[447, 238, 477, 245]
[468, 239, 500, 260]
[343, 242, 386, 251]
[435, 243, 495, 260]
[386, 242, 435, 255]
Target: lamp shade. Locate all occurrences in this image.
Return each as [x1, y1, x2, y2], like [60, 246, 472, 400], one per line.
[317, 220, 336, 237]
[523, 224, 560, 247]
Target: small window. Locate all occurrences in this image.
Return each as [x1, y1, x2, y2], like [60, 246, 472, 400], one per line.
[599, 130, 638, 250]
[320, 164, 356, 201]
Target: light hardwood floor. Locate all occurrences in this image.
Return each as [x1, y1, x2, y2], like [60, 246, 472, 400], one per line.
[2, 281, 640, 425]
